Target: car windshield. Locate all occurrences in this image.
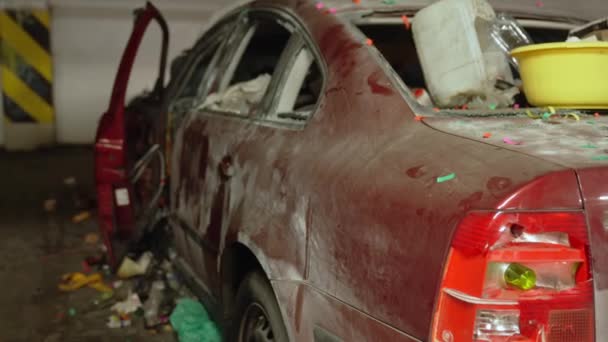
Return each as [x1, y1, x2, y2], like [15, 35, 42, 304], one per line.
[353, 13, 600, 117]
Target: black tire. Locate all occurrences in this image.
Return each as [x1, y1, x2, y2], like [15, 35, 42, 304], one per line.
[230, 271, 289, 342]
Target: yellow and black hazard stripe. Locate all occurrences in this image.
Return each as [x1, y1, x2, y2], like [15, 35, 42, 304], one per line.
[0, 8, 52, 123]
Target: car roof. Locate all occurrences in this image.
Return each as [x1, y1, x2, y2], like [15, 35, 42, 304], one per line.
[249, 0, 603, 23]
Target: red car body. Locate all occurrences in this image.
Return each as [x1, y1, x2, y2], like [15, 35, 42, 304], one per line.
[95, 1, 608, 341]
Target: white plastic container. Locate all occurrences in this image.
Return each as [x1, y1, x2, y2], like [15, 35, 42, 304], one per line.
[412, 0, 514, 107]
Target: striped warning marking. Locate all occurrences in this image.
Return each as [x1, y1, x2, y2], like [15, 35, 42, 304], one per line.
[0, 8, 53, 124]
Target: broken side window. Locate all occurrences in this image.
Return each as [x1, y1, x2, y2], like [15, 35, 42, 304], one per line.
[201, 14, 292, 116]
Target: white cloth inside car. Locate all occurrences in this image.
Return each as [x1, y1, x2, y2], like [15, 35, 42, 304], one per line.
[201, 73, 271, 113]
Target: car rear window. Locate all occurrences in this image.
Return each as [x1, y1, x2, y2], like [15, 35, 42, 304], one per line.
[356, 18, 570, 115]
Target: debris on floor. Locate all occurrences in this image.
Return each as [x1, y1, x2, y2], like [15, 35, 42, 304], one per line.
[57, 240, 221, 340]
[170, 298, 222, 342]
[58, 272, 112, 293]
[72, 210, 91, 223]
[83, 232, 100, 245]
[117, 251, 154, 279]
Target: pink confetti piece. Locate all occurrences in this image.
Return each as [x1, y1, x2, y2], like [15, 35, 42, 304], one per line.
[315, 2, 324, 9]
[535, 0, 544, 7]
[401, 15, 411, 30]
[329, 7, 337, 14]
[513, 103, 520, 109]
[503, 137, 522, 145]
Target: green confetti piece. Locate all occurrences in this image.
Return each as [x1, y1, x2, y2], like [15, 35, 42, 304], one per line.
[437, 173, 456, 183]
[592, 155, 608, 161]
[68, 308, 76, 317]
[542, 112, 552, 120]
[488, 103, 497, 110]
[382, 0, 396, 4]
[581, 144, 598, 149]
[587, 120, 596, 125]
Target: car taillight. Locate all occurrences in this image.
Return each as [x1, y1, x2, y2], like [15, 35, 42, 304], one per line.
[431, 212, 594, 342]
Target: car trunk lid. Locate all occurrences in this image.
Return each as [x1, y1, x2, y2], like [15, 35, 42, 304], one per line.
[423, 113, 608, 169]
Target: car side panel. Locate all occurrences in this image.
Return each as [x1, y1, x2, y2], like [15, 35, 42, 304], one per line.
[169, 2, 579, 340]
[290, 3, 573, 339]
[272, 280, 420, 342]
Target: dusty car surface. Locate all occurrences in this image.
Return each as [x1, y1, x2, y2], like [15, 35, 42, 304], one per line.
[95, 0, 608, 341]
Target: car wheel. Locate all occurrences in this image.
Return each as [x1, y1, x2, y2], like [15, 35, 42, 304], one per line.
[233, 271, 289, 342]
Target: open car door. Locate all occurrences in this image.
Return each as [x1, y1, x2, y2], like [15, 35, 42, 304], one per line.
[95, 2, 169, 267]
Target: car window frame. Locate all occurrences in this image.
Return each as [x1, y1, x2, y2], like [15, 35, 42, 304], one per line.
[247, 8, 327, 130]
[197, 10, 295, 119]
[166, 14, 239, 116]
[194, 6, 327, 130]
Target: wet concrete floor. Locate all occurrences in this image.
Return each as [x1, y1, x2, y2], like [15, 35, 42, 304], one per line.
[0, 147, 175, 342]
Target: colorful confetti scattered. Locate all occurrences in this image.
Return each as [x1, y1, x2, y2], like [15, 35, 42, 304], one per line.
[581, 144, 598, 149]
[315, 2, 324, 9]
[437, 173, 456, 183]
[541, 112, 552, 120]
[535, 0, 544, 7]
[401, 15, 411, 29]
[513, 103, 520, 109]
[483, 132, 492, 139]
[526, 110, 540, 119]
[565, 113, 580, 121]
[433, 107, 440, 112]
[415, 115, 424, 121]
[382, 0, 396, 4]
[592, 155, 608, 161]
[489, 103, 497, 110]
[365, 38, 373, 46]
[548, 106, 556, 114]
[595, 112, 600, 118]
[329, 7, 337, 13]
[503, 137, 522, 145]
[68, 308, 77, 317]
[352, 0, 361, 3]
[587, 120, 596, 125]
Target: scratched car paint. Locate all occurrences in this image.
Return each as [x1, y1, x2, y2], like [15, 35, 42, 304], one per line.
[95, 0, 608, 341]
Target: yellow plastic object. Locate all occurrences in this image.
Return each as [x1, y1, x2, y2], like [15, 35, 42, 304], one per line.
[59, 272, 112, 293]
[511, 42, 608, 108]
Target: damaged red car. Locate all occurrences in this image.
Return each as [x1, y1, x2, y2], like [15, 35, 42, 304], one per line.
[95, 0, 608, 341]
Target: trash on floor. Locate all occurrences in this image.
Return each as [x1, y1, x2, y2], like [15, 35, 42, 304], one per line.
[72, 210, 91, 223]
[83, 232, 99, 245]
[107, 314, 132, 329]
[111, 293, 143, 315]
[58, 272, 112, 293]
[117, 251, 154, 279]
[170, 298, 222, 342]
[143, 280, 165, 327]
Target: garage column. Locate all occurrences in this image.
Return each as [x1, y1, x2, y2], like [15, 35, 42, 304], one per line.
[0, 0, 53, 150]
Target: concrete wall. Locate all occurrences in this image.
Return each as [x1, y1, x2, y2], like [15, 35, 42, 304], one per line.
[52, 0, 223, 144]
[0, 0, 235, 147]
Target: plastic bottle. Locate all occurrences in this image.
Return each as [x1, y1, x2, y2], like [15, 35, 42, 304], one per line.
[490, 13, 533, 68]
[143, 280, 165, 326]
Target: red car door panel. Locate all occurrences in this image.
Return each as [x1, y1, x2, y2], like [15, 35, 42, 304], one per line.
[95, 2, 169, 266]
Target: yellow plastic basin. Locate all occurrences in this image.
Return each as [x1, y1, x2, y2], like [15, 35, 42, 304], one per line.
[511, 42, 608, 108]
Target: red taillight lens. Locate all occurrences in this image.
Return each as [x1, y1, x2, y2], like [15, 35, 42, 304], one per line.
[432, 212, 594, 342]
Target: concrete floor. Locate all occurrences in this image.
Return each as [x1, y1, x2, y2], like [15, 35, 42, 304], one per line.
[0, 147, 176, 342]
